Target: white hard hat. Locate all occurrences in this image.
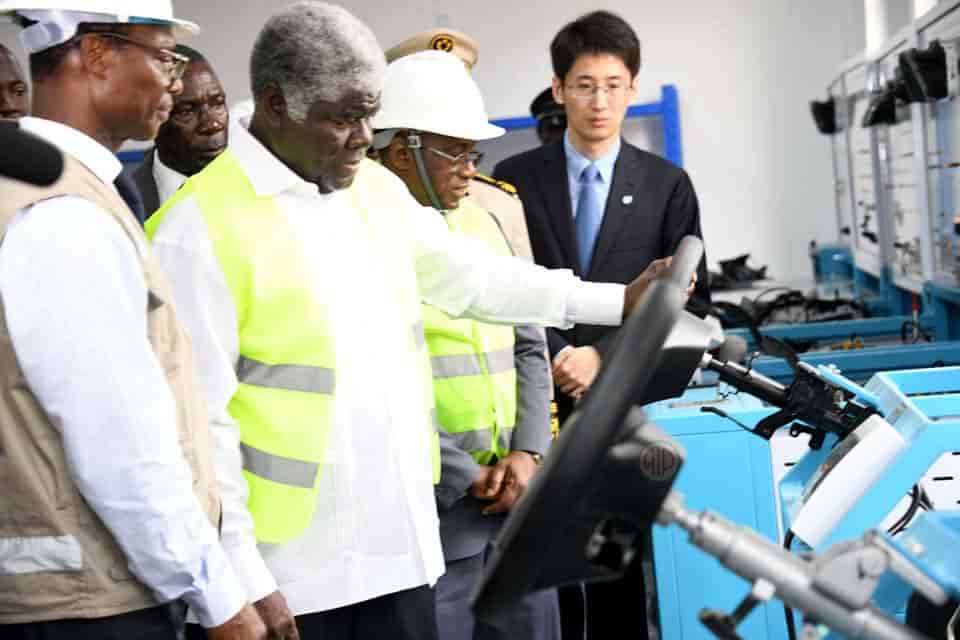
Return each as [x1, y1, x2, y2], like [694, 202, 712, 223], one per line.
[0, 1, 198, 53]
[372, 50, 503, 142]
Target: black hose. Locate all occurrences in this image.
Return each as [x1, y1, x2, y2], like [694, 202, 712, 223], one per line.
[888, 485, 923, 536]
[784, 530, 797, 640]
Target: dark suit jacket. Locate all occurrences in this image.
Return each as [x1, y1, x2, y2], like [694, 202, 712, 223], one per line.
[494, 140, 710, 417]
[128, 148, 161, 219]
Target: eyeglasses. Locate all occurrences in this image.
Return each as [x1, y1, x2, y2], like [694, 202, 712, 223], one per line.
[427, 146, 484, 168]
[93, 33, 190, 85]
[564, 83, 632, 101]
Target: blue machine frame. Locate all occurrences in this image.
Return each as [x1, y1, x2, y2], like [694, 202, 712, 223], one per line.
[648, 365, 960, 639]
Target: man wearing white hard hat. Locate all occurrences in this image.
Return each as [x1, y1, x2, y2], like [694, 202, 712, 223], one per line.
[372, 50, 561, 640]
[0, 3, 264, 639]
[383, 29, 536, 262]
[146, 2, 674, 639]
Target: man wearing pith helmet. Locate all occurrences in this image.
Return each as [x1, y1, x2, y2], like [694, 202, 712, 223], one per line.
[372, 50, 561, 640]
[0, 1, 264, 638]
[385, 28, 535, 261]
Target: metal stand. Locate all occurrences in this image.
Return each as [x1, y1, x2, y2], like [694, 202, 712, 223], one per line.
[657, 491, 940, 640]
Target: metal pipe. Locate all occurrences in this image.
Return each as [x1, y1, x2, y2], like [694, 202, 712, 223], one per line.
[913, 0, 938, 19]
[700, 353, 790, 407]
[659, 492, 930, 640]
[865, 0, 889, 55]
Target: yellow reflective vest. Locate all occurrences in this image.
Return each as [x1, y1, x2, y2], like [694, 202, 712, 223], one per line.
[422, 200, 517, 464]
[146, 153, 440, 544]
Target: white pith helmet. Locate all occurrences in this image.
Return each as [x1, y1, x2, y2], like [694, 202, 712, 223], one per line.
[372, 50, 503, 143]
[0, 1, 199, 53]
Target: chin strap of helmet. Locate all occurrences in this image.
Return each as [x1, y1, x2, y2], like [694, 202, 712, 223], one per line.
[406, 130, 447, 211]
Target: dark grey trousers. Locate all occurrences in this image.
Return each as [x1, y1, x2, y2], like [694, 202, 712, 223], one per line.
[436, 548, 561, 640]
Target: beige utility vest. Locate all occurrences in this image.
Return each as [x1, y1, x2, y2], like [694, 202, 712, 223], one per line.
[0, 155, 220, 623]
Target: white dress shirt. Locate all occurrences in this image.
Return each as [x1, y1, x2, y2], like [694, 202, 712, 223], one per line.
[0, 117, 246, 628]
[152, 148, 188, 206]
[149, 120, 626, 616]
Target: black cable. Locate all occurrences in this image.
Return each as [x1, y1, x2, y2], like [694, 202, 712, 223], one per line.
[784, 530, 797, 640]
[918, 485, 934, 511]
[888, 485, 923, 536]
[699, 406, 755, 433]
[754, 287, 794, 304]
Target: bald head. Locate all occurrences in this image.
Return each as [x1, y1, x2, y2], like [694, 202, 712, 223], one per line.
[0, 44, 28, 119]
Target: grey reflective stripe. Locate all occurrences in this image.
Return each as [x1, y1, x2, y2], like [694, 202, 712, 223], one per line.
[237, 356, 335, 394]
[0, 535, 82, 575]
[431, 347, 515, 379]
[496, 426, 514, 451]
[431, 353, 480, 378]
[449, 428, 495, 452]
[484, 347, 515, 375]
[241, 442, 318, 489]
[413, 322, 426, 350]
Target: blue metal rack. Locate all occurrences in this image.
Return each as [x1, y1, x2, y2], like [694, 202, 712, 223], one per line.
[490, 84, 684, 167]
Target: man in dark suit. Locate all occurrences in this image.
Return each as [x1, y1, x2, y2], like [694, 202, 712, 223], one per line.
[130, 44, 228, 220]
[494, 10, 709, 421]
[493, 10, 710, 639]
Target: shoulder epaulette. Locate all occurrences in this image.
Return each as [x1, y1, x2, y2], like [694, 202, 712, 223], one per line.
[473, 173, 518, 197]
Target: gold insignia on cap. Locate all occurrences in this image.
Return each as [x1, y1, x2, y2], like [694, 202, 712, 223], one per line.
[430, 34, 456, 53]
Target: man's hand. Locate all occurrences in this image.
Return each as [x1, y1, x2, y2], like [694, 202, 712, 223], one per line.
[552, 346, 602, 398]
[481, 451, 539, 515]
[686, 271, 698, 297]
[468, 464, 501, 500]
[206, 604, 268, 640]
[253, 590, 299, 640]
[623, 257, 672, 319]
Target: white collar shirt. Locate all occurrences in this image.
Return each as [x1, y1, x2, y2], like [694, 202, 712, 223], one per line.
[152, 148, 188, 206]
[20, 116, 123, 184]
[149, 119, 625, 615]
[1, 117, 246, 627]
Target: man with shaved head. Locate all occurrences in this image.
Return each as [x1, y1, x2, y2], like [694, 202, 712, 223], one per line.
[147, 2, 676, 639]
[0, 43, 28, 119]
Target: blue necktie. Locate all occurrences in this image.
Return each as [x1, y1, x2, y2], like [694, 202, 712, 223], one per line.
[114, 171, 147, 226]
[575, 163, 602, 273]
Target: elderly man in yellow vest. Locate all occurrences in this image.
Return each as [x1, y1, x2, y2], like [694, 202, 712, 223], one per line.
[146, 3, 672, 639]
[371, 51, 560, 640]
[0, 2, 263, 639]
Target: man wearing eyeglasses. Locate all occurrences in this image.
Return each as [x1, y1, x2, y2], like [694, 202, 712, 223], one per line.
[493, 10, 710, 639]
[494, 10, 710, 416]
[0, 3, 263, 639]
[130, 44, 229, 219]
[372, 50, 560, 640]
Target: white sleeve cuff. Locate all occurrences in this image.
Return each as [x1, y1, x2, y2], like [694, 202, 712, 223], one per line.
[182, 545, 248, 628]
[225, 540, 278, 605]
[568, 282, 626, 327]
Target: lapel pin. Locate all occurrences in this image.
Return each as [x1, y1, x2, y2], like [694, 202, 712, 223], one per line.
[621, 194, 634, 205]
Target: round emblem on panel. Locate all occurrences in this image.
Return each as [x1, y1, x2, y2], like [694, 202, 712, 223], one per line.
[638, 440, 682, 482]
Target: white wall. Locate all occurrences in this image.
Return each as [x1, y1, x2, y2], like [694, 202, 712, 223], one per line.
[1, 0, 868, 281]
